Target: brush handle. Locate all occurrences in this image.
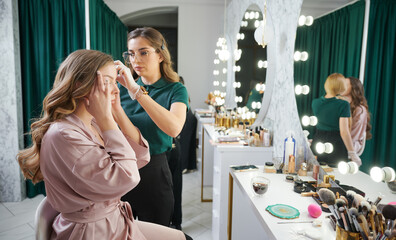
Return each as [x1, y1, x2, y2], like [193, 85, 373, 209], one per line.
[345, 208, 356, 232]
[352, 215, 368, 240]
[340, 211, 350, 231]
[369, 212, 377, 237]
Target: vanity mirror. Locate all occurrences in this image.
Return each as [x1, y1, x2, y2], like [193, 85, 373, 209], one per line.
[234, 4, 267, 112]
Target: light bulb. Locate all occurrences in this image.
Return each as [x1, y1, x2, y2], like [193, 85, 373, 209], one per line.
[294, 51, 301, 61]
[338, 161, 359, 175]
[251, 112, 256, 118]
[338, 161, 349, 175]
[245, 12, 250, 20]
[301, 51, 309, 61]
[309, 116, 318, 126]
[324, 142, 333, 153]
[316, 142, 325, 154]
[302, 115, 310, 126]
[258, 60, 263, 68]
[302, 85, 310, 95]
[249, 11, 255, 19]
[298, 15, 306, 26]
[305, 16, 314, 26]
[256, 84, 261, 91]
[295, 85, 302, 95]
[383, 167, 396, 182]
[222, 68, 227, 74]
[256, 102, 261, 108]
[237, 82, 241, 88]
[263, 61, 268, 68]
[254, 20, 260, 28]
[214, 59, 220, 64]
[370, 167, 384, 182]
[251, 102, 257, 109]
[221, 81, 226, 87]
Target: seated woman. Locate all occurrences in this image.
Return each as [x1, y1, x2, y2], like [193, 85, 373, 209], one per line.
[311, 73, 361, 167]
[17, 49, 189, 240]
[341, 76, 372, 155]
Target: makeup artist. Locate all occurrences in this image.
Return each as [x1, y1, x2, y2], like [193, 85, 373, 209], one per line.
[117, 27, 189, 227]
[311, 73, 362, 167]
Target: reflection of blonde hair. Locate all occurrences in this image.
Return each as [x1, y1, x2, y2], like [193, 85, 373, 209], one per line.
[128, 27, 179, 83]
[324, 73, 346, 95]
[17, 50, 113, 184]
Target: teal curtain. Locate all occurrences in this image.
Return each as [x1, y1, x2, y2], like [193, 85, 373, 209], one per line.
[361, 0, 396, 172]
[89, 0, 127, 61]
[294, 1, 365, 137]
[18, 0, 86, 197]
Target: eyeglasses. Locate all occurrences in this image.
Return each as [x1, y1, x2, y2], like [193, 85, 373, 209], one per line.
[122, 50, 157, 64]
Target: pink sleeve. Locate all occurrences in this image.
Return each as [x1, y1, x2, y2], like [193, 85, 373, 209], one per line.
[57, 128, 148, 201]
[122, 129, 150, 169]
[351, 106, 367, 151]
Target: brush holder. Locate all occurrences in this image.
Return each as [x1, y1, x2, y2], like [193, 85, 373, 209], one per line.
[336, 225, 362, 240]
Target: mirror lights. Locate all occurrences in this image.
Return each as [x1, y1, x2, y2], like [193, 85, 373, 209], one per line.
[370, 167, 396, 183]
[338, 161, 359, 175]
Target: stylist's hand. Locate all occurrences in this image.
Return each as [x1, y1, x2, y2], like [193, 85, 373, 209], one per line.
[348, 151, 362, 167]
[114, 60, 140, 93]
[84, 71, 117, 131]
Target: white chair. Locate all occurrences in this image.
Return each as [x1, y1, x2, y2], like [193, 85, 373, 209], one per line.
[35, 197, 59, 240]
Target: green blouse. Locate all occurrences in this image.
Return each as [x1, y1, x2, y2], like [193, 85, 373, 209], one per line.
[120, 77, 189, 155]
[312, 96, 350, 131]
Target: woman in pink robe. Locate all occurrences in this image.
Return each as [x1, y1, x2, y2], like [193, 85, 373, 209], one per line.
[342, 76, 372, 154]
[17, 50, 187, 240]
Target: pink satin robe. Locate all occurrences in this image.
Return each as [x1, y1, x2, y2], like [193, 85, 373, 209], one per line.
[40, 114, 150, 239]
[351, 105, 368, 153]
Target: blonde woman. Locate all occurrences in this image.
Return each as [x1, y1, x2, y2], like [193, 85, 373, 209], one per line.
[117, 27, 189, 227]
[17, 49, 189, 239]
[311, 73, 362, 167]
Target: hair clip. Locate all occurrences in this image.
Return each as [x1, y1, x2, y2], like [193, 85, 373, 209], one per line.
[161, 40, 165, 50]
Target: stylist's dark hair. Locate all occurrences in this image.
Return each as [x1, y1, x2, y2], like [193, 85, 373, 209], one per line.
[127, 27, 179, 83]
[347, 77, 372, 140]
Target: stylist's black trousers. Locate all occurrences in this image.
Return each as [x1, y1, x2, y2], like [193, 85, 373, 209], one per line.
[166, 137, 183, 227]
[121, 153, 174, 226]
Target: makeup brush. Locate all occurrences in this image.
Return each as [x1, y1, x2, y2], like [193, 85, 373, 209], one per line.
[382, 205, 396, 233]
[346, 190, 356, 208]
[340, 195, 349, 207]
[354, 194, 365, 209]
[360, 200, 371, 217]
[368, 208, 377, 237]
[336, 199, 355, 232]
[357, 213, 370, 238]
[376, 212, 384, 235]
[318, 188, 340, 220]
[339, 207, 350, 231]
[350, 207, 368, 240]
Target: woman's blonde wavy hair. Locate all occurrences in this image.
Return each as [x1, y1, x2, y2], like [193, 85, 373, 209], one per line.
[17, 49, 113, 184]
[127, 27, 179, 83]
[324, 73, 346, 96]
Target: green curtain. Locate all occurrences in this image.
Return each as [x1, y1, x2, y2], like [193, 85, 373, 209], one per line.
[294, 1, 365, 137]
[18, 0, 86, 198]
[89, 0, 127, 61]
[360, 0, 396, 172]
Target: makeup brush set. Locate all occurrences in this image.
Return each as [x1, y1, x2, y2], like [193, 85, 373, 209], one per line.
[317, 188, 396, 240]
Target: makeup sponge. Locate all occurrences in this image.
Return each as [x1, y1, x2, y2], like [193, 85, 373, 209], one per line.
[308, 204, 322, 218]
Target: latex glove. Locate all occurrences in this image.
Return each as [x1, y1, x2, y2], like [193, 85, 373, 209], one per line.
[348, 151, 362, 167]
[114, 60, 140, 93]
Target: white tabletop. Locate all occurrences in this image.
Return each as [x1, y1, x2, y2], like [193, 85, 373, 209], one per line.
[230, 166, 396, 239]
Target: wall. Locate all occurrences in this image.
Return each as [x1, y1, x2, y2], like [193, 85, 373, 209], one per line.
[104, 0, 225, 111]
[0, 0, 25, 202]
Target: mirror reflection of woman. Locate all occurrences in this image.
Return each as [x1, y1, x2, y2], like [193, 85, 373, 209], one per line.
[17, 50, 187, 239]
[116, 27, 189, 227]
[341, 76, 372, 155]
[311, 73, 362, 167]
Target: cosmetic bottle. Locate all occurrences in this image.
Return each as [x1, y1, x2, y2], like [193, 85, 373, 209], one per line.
[283, 132, 296, 167]
[288, 155, 296, 173]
